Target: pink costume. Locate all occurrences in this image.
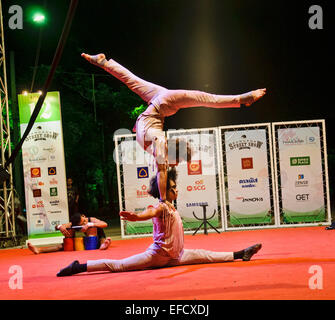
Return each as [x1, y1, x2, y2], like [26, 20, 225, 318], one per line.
[87, 203, 233, 273]
[100, 57, 249, 163]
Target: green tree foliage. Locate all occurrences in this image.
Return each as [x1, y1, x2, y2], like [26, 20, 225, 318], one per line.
[129, 104, 146, 120]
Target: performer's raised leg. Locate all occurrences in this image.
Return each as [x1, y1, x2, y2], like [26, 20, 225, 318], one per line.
[240, 88, 267, 106]
[159, 88, 267, 111]
[81, 53, 167, 104]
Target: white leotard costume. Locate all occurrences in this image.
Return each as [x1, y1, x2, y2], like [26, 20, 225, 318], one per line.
[87, 203, 233, 273]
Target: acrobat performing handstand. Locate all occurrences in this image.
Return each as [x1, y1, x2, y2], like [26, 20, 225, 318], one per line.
[81, 53, 266, 206]
[57, 167, 262, 276]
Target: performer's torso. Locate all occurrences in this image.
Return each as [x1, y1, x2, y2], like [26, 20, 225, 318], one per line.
[151, 203, 184, 258]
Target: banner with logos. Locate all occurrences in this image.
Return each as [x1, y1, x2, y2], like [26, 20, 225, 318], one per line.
[167, 129, 221, 231]
[223, 127, 272, 226]
[117, 129, 222, 237]
[277, 126, 326, 222]
[18, 92, 68, 243]
[118, 138, 157, 235]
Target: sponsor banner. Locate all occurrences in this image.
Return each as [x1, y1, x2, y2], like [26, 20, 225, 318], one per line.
[172, 131, 220, 228]
[120, 139, 156, 234]
[224, 129, 272, 225]
[119, 130, 220, 234]
[18, 92, 69, 239]
[277, 127, 325, 222]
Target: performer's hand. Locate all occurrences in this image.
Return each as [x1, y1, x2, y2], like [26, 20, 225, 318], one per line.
[81, 224, 90, 232]
[120, 211, 138, 221]
[59, 225, 71, 237]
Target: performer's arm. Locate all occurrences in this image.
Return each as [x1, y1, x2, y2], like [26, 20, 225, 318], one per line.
[56, 222, 72, 230]
[87, 217, 108, 229]
[153, 136, 169, 205]
[120, 205, 162, 222]
[157, 163, 167, 203]
[56, 222, 72, 237]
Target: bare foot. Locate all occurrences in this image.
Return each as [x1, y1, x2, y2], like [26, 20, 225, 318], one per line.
[240, 88, 266, 106]
[27, 242, 40, 254]
[81, 53, 107, 67]
[99, 237, 111, 250]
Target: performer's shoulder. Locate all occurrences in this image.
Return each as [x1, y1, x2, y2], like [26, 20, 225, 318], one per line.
[147, 203, 161, 212]
[148, 202, 166, 216]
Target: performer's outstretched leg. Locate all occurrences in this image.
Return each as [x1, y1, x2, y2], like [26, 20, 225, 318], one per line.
[81, 54, 266, 108]
[57, 250, 171, 276]
[155, 88, 267, 111]
[167, 244, 262, 267]
[240, 89, 267, 106]
[169, 249, 234, 266]
[56, 244, 262, 276]
[28, 242, 63, 254]
[81, 53, 167, 104]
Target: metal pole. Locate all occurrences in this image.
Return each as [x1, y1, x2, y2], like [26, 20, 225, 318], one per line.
[10, 51, 24, 206]
[0, 0, 15, 237]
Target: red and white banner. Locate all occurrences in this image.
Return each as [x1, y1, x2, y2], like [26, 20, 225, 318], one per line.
[168, 130, 220, 227]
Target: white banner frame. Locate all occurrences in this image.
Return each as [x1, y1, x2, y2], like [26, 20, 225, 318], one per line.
[18, 91, 68, 246]
[115, 119, 331, 237]
[272, 119, 331, 227]
[219, 123, 279, 231]
[114, 133, 156, 239]
[115, 127, 225, 238]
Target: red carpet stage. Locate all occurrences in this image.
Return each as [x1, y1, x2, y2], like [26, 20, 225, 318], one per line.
[1, 226, 334, 300]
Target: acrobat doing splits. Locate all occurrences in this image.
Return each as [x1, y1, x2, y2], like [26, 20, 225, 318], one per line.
[57, 167, 262, 276]
[81, 53, 266, 205]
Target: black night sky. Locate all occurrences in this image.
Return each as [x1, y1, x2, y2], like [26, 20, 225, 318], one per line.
[3, 0, 335, 204]
[4, 0, 333, 132]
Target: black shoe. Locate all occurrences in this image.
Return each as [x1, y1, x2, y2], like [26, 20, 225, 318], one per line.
[325, 226, 335, 230]
[242, 243, 262, 261]
[57, 260, 79, 277]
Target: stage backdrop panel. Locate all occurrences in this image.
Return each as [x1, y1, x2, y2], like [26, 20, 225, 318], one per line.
[219, 124, 277, 229]
[272, 120, 331, 225]
[114, 134, 157, 237]
[115, 128, 223, 238]
[167, 128, 223, 233]
[18, 91, 68, 245]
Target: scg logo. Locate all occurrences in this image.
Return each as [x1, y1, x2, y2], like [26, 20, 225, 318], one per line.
[186, 180, 206, 192]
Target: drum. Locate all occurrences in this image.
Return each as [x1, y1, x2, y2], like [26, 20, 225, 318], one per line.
[63, 237, 74, 251]
[84, 236, 98, 250]
[74, 237, 85, 251]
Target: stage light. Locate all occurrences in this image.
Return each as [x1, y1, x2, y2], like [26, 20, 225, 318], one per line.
[27, 6, 47, 26]
[22, 91, 28, 96]
[37, 90, 42, 95]
[32, 12, 46, 24]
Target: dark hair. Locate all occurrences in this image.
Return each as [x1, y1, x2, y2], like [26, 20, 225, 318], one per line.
[70, 213, 83, 226]
[167, 138, 192, 164]
[148, 167, 178, 199]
